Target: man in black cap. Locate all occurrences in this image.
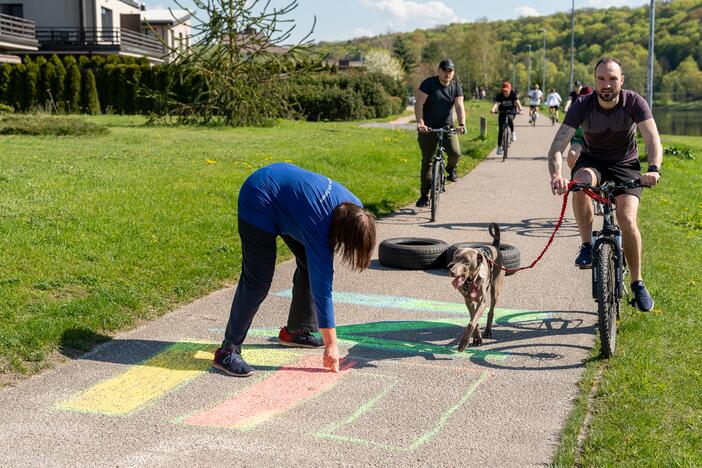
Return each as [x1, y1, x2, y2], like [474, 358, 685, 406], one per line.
[413, 58, 466, 207]
[564, 80, 583, 113]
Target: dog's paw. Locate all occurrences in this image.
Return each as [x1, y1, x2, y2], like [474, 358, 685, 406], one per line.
[472, 336, 483, 346]
[482, 329, 492, 339]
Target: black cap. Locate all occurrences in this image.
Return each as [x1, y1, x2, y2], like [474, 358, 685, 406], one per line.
[439, 59, 455, 70]
[574, 80, 582, 87]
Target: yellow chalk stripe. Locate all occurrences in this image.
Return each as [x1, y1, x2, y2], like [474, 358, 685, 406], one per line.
[58, 343, 300, 416]
[58, 342, 214, 415]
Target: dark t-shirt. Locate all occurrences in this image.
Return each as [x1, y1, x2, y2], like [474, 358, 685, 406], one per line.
[419, 76, 463, 128]
[494, 91, 519, 114]
[563, 89, 653, 163]
[569, 91, 579, 103]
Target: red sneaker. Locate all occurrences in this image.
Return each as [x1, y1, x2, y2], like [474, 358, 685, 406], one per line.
[278, 326, 323, 348]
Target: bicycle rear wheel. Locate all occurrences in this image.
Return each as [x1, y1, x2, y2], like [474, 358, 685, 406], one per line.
[595, 243, 619, 357]
[430, 158, 442, 222]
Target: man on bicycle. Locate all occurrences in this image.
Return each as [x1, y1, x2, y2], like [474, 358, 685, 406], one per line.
[547, 57, 662, 312]
[528, 83, 543, 123]
[414, 58, 466, 207]
[564, 80, 584, 113]
[490, 81, 523, 155]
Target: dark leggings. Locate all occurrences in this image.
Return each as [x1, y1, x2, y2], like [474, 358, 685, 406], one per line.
[222, 219, 317, 349]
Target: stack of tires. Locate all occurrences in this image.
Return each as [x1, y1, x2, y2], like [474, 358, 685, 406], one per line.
[378, 237, 520, 274]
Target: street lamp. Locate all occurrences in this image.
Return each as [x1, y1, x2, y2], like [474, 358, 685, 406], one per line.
[542, 28, 547, 90]
[527, 44, 532, 91]
[646, 0, 655, 107]
[569, 0, 575, 90]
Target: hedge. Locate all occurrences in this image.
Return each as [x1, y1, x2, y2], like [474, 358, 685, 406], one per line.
[0, 55, 405, 121]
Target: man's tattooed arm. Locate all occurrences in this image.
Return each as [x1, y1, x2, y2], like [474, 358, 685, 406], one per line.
[547, 124, 577, 177]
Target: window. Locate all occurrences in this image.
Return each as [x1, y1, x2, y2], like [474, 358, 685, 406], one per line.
[0, 4, 23, 17]
[101, 7, 113, 41]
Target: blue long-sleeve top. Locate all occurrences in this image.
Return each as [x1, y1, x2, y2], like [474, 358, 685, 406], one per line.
[237, 163, 362, 329]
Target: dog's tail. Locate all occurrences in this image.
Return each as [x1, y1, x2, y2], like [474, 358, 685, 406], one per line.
[489, 222, 501, 248]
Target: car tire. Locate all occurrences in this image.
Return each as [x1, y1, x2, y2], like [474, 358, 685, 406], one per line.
[378, 237, 449, 270]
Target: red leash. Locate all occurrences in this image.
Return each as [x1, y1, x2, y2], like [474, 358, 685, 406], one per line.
[488, 181, 579, 274]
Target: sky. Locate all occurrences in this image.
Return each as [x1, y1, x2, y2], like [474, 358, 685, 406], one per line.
[150, 0, 652, 44]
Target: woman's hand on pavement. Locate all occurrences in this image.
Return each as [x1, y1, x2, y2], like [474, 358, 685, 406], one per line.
[323, 343, 340, 373]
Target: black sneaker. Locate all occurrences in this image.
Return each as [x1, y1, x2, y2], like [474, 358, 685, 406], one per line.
[575, 242, 592, 269]
[447, 168, 458, 182]
[212, 347, 254, 377]
[415, 195, 429, 207]
[278, 326, 324, 348]
[631, 281, 654, 312]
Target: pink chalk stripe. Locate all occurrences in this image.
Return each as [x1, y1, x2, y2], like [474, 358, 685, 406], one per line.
[185, 356, 356, 429]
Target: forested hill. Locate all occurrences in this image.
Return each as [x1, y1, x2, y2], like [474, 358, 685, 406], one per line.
[313, 0, 702, 103]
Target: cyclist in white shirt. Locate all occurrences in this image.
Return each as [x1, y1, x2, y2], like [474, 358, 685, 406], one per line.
[527, 84, 543, 123]
[545, 88, 563, 123]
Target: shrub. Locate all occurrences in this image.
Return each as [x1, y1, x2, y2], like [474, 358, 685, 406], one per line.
[24, 58, 40, 110]
[7, 64, 25, 111]
[0, 63, 12, 104]
[64, 56, 81, 113]
[82, 69, 100, 115]
[294, 87, 364, 121]
[0, 102, 13, 113]
[49, 55, 66, 112]
[0, 114, 108, 136]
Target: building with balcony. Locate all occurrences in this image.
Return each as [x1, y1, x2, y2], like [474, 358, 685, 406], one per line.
[0, 1, 190, 64]
[0, 9, 38, 63]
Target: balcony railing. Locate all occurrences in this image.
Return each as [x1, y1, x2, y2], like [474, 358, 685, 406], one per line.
[0, 13, 38, 47]
[36, 27, 165, 58]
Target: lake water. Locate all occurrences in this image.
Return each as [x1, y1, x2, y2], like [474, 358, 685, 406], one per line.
[653, 108, 702, 136]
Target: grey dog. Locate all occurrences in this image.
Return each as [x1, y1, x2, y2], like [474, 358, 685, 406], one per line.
[448, 223, 506, 351]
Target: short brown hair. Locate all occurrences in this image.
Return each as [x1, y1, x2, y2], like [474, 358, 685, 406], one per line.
[595, 57, 623, 74]
[329, 202, 376, 271]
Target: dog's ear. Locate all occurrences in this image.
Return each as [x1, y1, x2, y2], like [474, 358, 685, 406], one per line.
[477, 254, 489, 279]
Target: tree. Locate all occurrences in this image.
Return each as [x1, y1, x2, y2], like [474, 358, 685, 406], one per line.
[148, 0, 320, 125]
[363, 49, 404, 81]
[393, 36, 417, 76]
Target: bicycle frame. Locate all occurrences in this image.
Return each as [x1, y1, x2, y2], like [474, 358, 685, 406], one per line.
[571, 178, 642, 357]
[426, 126, 455, 222]
[591, 195, 625, 301]
[572, 180, 638, 301]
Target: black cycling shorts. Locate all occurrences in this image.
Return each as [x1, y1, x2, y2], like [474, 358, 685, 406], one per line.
[529, 105, 538, 110]
[549, 105, 559, 111]
[572, 154, 643, 198]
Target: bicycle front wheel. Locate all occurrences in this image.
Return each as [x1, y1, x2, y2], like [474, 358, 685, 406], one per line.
[502, 127, 510, 161]
[595, 243, 619, 357]
[430, 158, 442, 222]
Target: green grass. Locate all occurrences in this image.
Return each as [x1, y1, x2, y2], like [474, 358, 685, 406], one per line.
[0, 102, 495, 375]
[552, 135, 702, 466]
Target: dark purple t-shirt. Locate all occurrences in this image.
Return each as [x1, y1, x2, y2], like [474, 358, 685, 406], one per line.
[563, 89, 653, 163]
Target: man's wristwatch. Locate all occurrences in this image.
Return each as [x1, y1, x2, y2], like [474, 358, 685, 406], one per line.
[647, 164, 661, 174]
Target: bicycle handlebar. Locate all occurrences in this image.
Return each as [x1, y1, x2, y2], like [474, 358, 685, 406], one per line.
[570, 179, 644, 196]
[425, 126, 457, 135]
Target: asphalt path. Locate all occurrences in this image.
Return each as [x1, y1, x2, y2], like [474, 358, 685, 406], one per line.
[0, 113, 598, 467]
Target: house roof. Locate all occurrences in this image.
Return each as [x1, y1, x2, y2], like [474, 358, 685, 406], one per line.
[142, 9, 191, 25]
[120, 0, 143, 8]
